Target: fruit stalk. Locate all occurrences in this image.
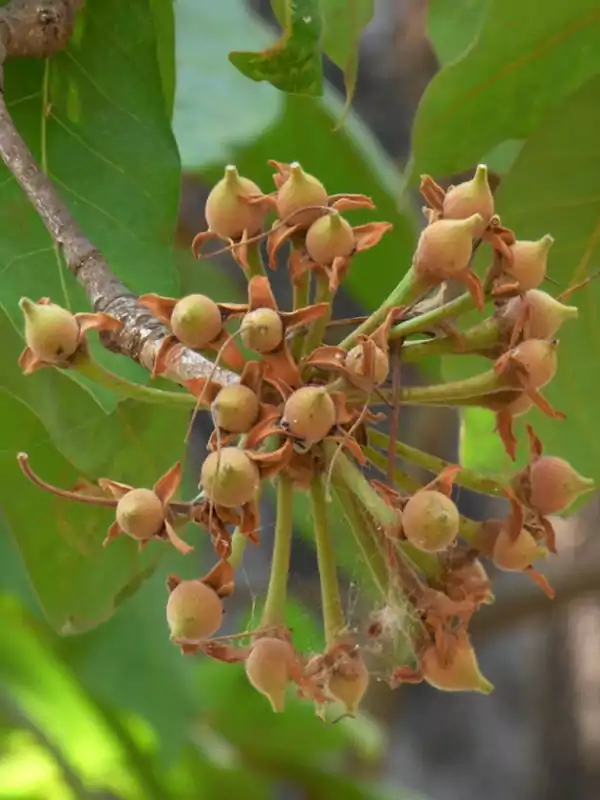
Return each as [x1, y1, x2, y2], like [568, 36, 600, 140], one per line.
[368, 430, 505, 497]
[339, 266, 427, 349]
[309, 474, 346, 647]
[72, 354, 197, 407]
[261, 474, 295, 628]
[389, 291, 477, 340]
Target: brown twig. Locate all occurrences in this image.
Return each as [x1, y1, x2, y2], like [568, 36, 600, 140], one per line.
[0, 0, 238, 388]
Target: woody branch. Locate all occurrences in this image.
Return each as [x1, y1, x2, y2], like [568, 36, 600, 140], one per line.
[0, 0, 238, 387]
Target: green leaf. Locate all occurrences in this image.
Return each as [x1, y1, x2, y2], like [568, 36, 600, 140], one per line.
[0, 0, 181, 389]
[427, 0, 490, 66]
[150, 0, 176, 119]
[0, 386, 190, 632]
[229, 0, 323, 96]
[0, 596, 172, 797]
[409, 0, 600, 180]
[452, 76, 600, 485]
[203, 89, 417, 309]
[173, 0, 282, 170]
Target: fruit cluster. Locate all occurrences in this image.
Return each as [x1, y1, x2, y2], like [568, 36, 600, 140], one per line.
[17, 161, 594, 719]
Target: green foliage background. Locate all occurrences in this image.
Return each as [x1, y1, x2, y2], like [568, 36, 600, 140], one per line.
[0, 0, 599, 796]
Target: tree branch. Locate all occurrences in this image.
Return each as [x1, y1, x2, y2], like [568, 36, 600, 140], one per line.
[0, 0, 238, 387]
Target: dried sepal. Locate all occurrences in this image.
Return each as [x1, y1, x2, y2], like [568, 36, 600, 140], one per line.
[99, 462, 192, 554]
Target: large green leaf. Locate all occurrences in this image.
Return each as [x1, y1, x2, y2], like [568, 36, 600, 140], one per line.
[427, 0, 490, 66]
[452, 77, 600, 485]
[0, 387, 190, 632]
[0, 0, 181, 391]
[409, 0, 600, 180]
[150, 0, 176, 119]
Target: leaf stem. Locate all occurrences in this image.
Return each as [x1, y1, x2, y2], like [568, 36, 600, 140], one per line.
[73, 354, 196, 407]
[367, 430, 505, 497]
[290, 268, 310, 360]
[303, 272, 333, 356]
[261, 474, 294, 627]
[400, 318, 500, 361]
[373, 368, 506, 406]
[389, 291, 476, 340]
[324, 444, 398, 529]
[332, 480, 389, 598]
[245, 241, 267, 278]
[228, 528, 248, 570]
[309, 473, 346, 647]
[339, 266, 426, 349]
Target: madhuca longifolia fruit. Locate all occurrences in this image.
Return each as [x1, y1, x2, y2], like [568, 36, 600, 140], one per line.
[170, 294, 223, 348]
[240, 308, 284, 353]
[442, 165, 494, 236]
[505, 235, 554, 291]
[245, 637, 294, 713]
[305, 210, 355, 265]
[493, 527, 546, 571]
[502, 290, 578, 340]
[212, 385, 260, 433]
[19, 297, 80, 362]
[402, 490, 460, 552]
[413, 214, 483, 280]
[167, 580, 223, 643]
[327, 655, 370, 715]
[526, 457, 594, 516]
[200, 447, 260, 507]
[276, 162, 328, 227]
[282, 386, 336, 443]
[510, 339, 557, 389]
[116, 488, 165, 539]
[422, 636, 494, 694]
[205, 165, 266, 239]
[345, 345, 389, 390]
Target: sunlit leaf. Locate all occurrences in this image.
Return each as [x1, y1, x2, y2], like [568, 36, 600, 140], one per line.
[410, 0, 600, 180]
[229, 0, 323, 96]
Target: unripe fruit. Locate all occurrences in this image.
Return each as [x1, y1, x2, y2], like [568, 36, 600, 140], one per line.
[327, 655, 370, 715]
[200, 447, 260, 507]
[402, 490, 460, 552]
[492, 527, 546, 571]
[116, 488, 165, 539]
[305, 211, 355, 265]
[422, 638, 493, 694]
[20, 297, 80, 362]
[205, 165, 265, 239]
[345, 344, 389, 390]
[240, 308, 283, 353]
[506, 393, 533, 417]
[245, 637, 293, 712]
[527, 456, 594, 516]
[276, 162, 328, 227]
[414, 215, 482, 280]
[282, 386, 336, 442]
[211, 385, 260, 433]
[502, 290, 578, 341]
[442, 165, 494, 236]
[170, 294, 222, 348]
[510, 339, 557, 389]
[167, 580, 223, 643]
[505, 235, 554, 291]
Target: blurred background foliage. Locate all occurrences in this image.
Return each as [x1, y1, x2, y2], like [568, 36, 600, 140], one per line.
[1, 0, 600, 797]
